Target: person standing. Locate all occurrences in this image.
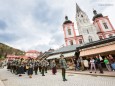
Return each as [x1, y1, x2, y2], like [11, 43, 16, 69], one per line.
[83, 59, 89, 70]
[104, 57, 111, 71]
[17, 58, 25, 76]
[34, 61, 39, 75]
[38, 60, 42, 73]
[41, 60, 46, 76]
[44, 59, 49, 73]
[7, 60, 11, 71]
[95, 55, 103, 74]
[26, 64, 29, 74]
[59, 54, 68, 81]
[74, 48, 80, 71]
[51, 60, 57, 75]
[28, 64, 33, 78]
[12, 60, 16, 74]
[90, 57, 96, 73]
[108, 55, 115, 71]
[80, 57, 84, 71]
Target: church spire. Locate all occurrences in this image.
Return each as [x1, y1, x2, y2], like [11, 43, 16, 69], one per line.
[76, 3, 83, 14]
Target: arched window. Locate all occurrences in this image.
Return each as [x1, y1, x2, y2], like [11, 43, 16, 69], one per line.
[79, 39, 82, 44]
[81, 15, 83, 17]
[103, 22, 108, 29]
[87, 29, 89, 34]
[99, 36, 103, 40]
[88, 36, 93, 42]
[70, 40, 73, 45]
[108, 34, 112, 38]
[68, 29, 71, 35]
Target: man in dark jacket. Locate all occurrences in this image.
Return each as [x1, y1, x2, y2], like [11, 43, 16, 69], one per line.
[34, 61, 39, 75]
[95, 55, 103, 73]
[74, 48, 80, 71]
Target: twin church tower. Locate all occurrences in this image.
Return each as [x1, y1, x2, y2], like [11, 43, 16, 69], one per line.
[63, 3, 115, 46]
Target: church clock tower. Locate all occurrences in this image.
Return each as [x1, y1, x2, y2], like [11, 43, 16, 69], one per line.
[63, 16, 78, 46]
[76, 3, 99, 43]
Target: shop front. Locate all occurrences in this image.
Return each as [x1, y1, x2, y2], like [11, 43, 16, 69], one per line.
[47, 51, 76, 69]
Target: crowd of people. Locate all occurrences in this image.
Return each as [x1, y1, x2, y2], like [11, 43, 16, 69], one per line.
[1, 53, 115, 82]
[7, 58, 49, 78]
[6, 55, 68, 81]
[74, 54, 115, 73]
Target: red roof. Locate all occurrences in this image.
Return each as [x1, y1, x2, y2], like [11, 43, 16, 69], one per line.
[20, 56, 37, 59]
[26, 50, 40, 53]
[7, 55, 20, 58]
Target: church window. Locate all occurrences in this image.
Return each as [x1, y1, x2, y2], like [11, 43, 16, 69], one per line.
[99, 36, 103, 40]
[103, 22, 108, 29]
[108, 34, 112, 38]
[68, 29, 71, 35]
[87, 29, 89, 34]
[70, 40, 73, 45]
[88, 36, 93, 42]
[79, 39, 82, 44]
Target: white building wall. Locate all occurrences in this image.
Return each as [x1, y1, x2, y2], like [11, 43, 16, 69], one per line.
[76, 9, 99, 43]
[78, 23, 99, 43]
[25, 53, 40, 57]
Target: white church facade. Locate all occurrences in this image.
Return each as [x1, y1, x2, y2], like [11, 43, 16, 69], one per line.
[63, 3, 115, 46]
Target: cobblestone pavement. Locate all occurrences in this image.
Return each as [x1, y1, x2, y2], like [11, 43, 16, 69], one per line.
[0, 68, 115, 86]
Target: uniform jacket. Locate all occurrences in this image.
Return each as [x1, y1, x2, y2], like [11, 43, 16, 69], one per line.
[59, 58, 67, 69]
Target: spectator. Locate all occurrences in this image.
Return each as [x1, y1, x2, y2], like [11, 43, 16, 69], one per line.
[104, 57, 111, 71]
[108, 55, 115, 71]
[80, 57, 84, 71]
[83, 59, 89, 70]
[95, 55, 103, 74]
[90, 57, 96, 73]
[51, 60, 57, 75]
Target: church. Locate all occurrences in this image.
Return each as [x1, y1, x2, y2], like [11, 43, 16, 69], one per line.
[45, 3, 115, 69]
[63, 3, 115, 46]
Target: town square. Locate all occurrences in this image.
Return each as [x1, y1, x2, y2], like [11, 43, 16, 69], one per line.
[0, 0, 115, 86]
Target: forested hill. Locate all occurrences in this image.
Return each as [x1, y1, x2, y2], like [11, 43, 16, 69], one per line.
[0, 43, 25, 58]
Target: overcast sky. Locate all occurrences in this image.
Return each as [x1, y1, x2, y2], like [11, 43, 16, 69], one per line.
[0, 0, 115, 52]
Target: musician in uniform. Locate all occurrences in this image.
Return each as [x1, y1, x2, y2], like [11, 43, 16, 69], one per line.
[59, 54, 68, 81]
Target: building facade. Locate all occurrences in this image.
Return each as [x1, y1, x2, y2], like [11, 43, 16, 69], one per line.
[25, 50, 40, 58]
[93, 9, 115, 39]
[62, 3, 115, 46]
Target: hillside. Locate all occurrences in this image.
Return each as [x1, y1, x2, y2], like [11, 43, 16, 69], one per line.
[0, 43, 25, 58]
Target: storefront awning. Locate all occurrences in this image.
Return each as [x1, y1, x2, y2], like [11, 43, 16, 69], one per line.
[63, 52, 75, 58]
[47, 54, 60, 60]
[47, 52, 75, 60]
[80, 43, 115, 57]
